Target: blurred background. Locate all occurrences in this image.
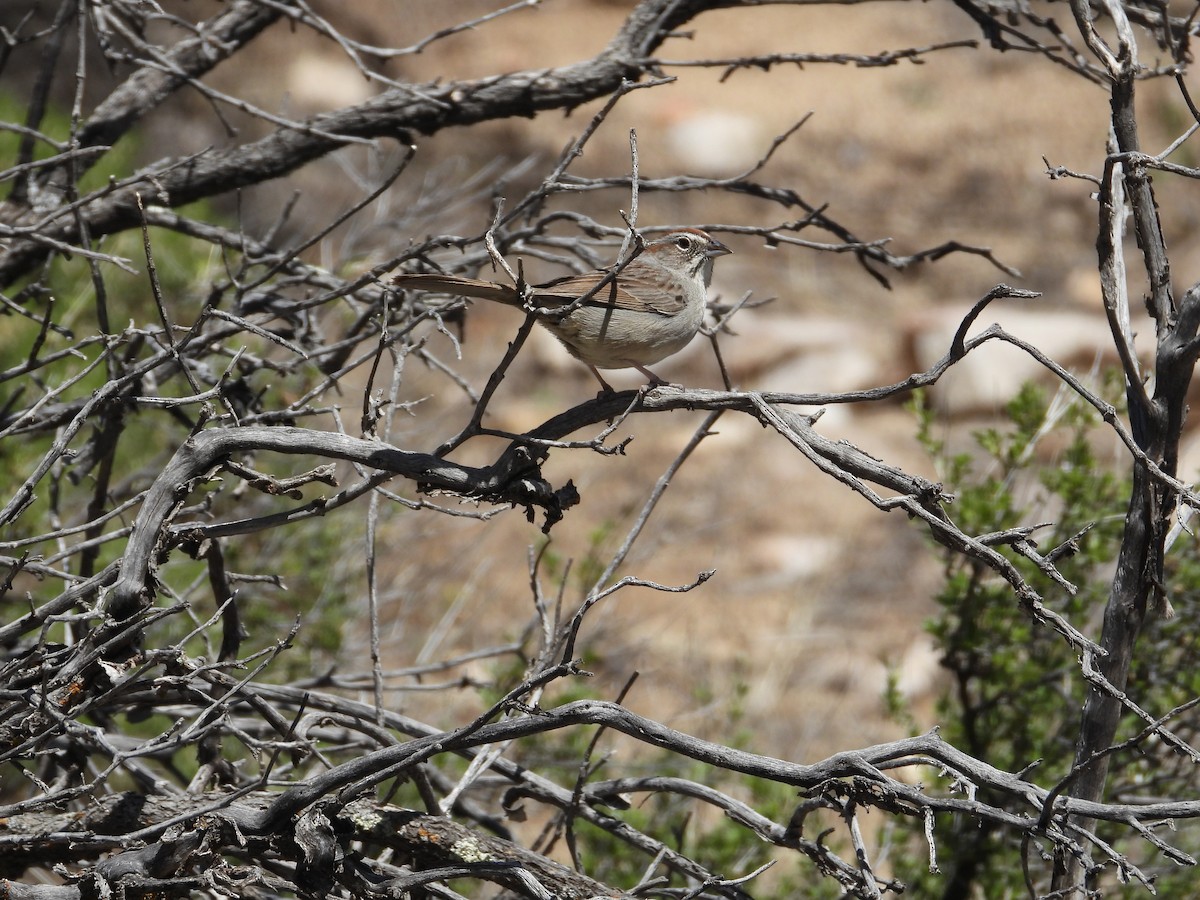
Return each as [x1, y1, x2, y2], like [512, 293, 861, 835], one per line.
[6, 0, 1197, 767]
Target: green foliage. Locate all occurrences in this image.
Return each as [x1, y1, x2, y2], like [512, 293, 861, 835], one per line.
[535, 520, 622, 593]
[224, 513, 358, 669]
[1, 91, 220, 551]
[576, 520, 618, 590]
[896, 383, 1200, 897]
[1, 90, 346, 671]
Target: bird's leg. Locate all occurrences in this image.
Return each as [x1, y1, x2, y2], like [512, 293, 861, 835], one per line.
[588, 365, 616, 395]
[634, 364, 670, 388]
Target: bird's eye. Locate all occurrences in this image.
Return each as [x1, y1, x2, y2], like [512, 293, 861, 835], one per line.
[675, 235, 693, 251]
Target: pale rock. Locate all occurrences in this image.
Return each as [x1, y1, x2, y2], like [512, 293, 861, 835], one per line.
[905, 307, 1121, 416]
[891, 635, 942, 701]
[666, 110, 765, 175]
[1172, 433, 1200, 490]
[719, 313, 885, 394]
[753, 533, 839, 581]
[286, 53, 374, 111]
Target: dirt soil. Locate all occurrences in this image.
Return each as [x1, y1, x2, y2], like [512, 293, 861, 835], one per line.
[277, 2, 1198, 758]
[143, 0, 1200, 801]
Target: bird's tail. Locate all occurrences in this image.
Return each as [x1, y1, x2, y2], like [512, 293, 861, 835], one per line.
[391, 273, 520, 306]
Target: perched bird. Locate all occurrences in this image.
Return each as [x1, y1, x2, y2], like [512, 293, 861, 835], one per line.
[392, 228, 731, 390]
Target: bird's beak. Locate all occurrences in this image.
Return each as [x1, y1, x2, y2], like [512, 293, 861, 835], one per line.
[705, 237, 732, 258]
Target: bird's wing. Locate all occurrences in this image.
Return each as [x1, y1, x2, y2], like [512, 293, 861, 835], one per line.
[536, 271, 686, 317]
